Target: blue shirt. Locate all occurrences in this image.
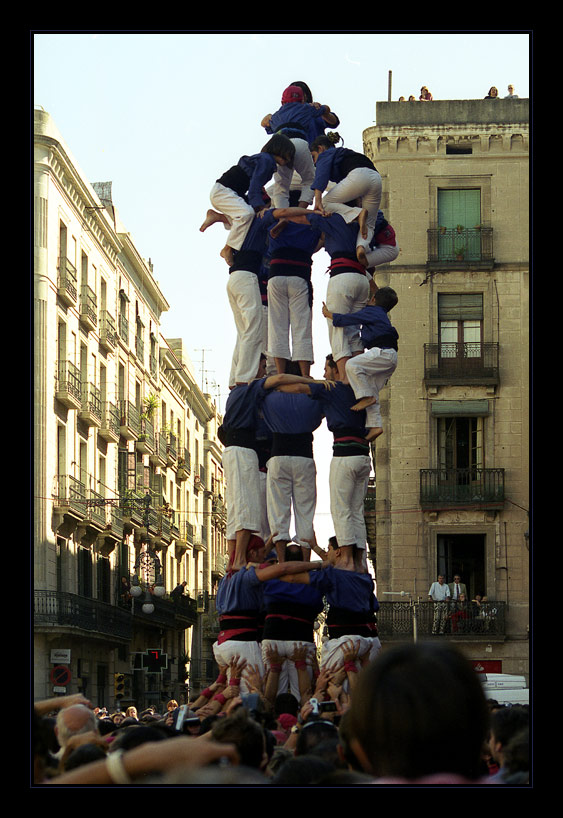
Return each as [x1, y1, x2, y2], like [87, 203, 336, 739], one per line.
[306, 381, 367, 435]
[322, 565, 379, 614]
[262, 570, 332, 611]
[267, 219, 322, 260]
[266, 101, 332, 143]
[216, 567, 263, 614]
[238, 153, 279, 209]
[262, 390, 324, 435]
[223, 377, 270, 431]
[304, 211, 359, 257]
[311, 147, 375, 192]
[332, 304, 399, 350]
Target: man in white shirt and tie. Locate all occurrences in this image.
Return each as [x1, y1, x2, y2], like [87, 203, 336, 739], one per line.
[428, 574, 450, 634]
[448, 574, 467, 602]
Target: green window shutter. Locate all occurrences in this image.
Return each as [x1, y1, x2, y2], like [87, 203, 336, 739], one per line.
[438, 293, 483, 321]
[438, 189, 481, 229]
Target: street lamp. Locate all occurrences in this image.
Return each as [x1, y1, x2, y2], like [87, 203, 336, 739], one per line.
[131, 540, 166, 614]
[383, 590, 419, 643]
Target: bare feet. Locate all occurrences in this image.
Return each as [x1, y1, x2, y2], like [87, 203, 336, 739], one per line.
[356, 245, 369, 268]
[270, 218, 289, 239]
[357, 208, 369, 239]
[220, 245, 234, 266]
[351, 396, 378, 411]
[200, 209, 227, 233]
[366, 427, 384, 442]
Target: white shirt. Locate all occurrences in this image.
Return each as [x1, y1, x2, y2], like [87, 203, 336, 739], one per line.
[428, 582, 450, 601]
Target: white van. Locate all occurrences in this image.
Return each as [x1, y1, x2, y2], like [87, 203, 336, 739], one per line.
[479, 673, 529, 706]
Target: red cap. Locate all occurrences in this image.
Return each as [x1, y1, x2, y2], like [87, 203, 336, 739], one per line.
[282, 85, 304, 104]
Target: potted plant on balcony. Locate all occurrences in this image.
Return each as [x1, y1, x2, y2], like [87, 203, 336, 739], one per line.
[456, 224, 464, 233]
[454, 245, 466, 261]
[439, 225, 447, 235]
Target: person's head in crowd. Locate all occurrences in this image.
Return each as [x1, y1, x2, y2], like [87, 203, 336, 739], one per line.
[502, 727, 529, 784]
[108, 724, 170, 754]
[488, 705, 529, 772]
[125, 706, 138, 720]
[270, 755, 336, 786]
[97, 717, 117, 736]
[274, 692, 300, 719]
[295, 719, 339, 757]
[266, 746, 294, 778]
[211, 707, 268, 771]
[166, 699, 179, 712]
[345, 642, 490, 781]
[55, 704, 98, 750]
[63, 742, 107, 772]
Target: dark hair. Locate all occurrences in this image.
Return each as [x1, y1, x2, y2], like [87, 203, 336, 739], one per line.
[489, 705, 529, 749]
[274, 692, 300, 718]
[270, 755, 335, 786]
[346, 642, 490, 780]
[310, 132, 342, 152]
[328, 536, 339, 551]
[374, 286, 398, 312]
[63, 743, 107, 772]
[211, 708, 266, 770]
[325, 354, 338, 372]
[290, 80, 313, 103]
[295, 719, 339, 757]
[285, 543, 303, 561]
[262, 133, 295, 168]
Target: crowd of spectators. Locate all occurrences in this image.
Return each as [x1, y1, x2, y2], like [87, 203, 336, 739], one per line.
[33, 641, 530, 787]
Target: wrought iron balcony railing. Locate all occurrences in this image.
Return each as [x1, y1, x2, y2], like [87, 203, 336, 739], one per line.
[57, 256, 78, 304]
[424, 342, 500, 385]
[420, 467, 505, 509]
[34, 590, 132, 640]
[427, 227, 494, 268]
[377, 599, 506, 639]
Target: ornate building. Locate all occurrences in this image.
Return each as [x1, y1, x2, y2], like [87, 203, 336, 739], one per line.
[362, 98, 529, 677]
[33, 109, 227, 708]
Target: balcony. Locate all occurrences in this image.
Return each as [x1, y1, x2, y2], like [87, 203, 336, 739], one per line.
[121, 490, 149, 531]
[136, 416, 155, 455]
[57, 256, 78, 307]
[377, 600, 506, 641]
[55, 360, 82, 410]
[424, 342, 499, 386]
[34, 590, 132, 641]
[100, 402, 120, 444]
[79, 284, 98, 332]
[166, 432, 177, 466]
[149, 431, 168, 468]
[427, 227, 494, 271]
[420, 467, 505, 510]
[84, 488, 107, 531]
[53, 474, 86, 520]
[78, 382, 102, 427]
[119, 400, 140, 440]
[135, 334, 144, 365]
[99, 310, 117, 351]
[177, 448, 191, 481]
[118, 313, 129, 345]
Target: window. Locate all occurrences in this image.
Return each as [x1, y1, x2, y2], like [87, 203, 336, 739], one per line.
[436, 533, 486, 598]
[437, 189, 482, 261]
[438, 416, 484, 476]
[438, 293, 483, 363]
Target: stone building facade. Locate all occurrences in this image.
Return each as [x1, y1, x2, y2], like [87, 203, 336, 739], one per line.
[361, 98, 529, 677]
[33, 109, 227, 708]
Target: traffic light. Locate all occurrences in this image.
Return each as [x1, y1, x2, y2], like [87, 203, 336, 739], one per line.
[114, 672, 125, 700]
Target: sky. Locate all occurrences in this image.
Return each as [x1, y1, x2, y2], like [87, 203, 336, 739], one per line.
[32, 30, 531, 555]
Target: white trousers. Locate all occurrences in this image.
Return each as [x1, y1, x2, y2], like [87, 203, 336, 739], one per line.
[227, 269, 264, 387]
[325, 273, 370, 360]
[267, 276, 313, 362]
[366, 243, 400, 268]
[329, 455, 372, 548]
[261, 638, 316, 701]
[259, 469, 271, 543]
[320, 635, 381, 692]
[266, 456, 317, 544]
[261, 305, 277, 377]
[210, 182, 255, 251]
[345, 348, 398, 428]
[223, 446, 262, 540]
[272, 138, 315, 207]
[212, 640, 264, 694]
[321, 167, 382, 249]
